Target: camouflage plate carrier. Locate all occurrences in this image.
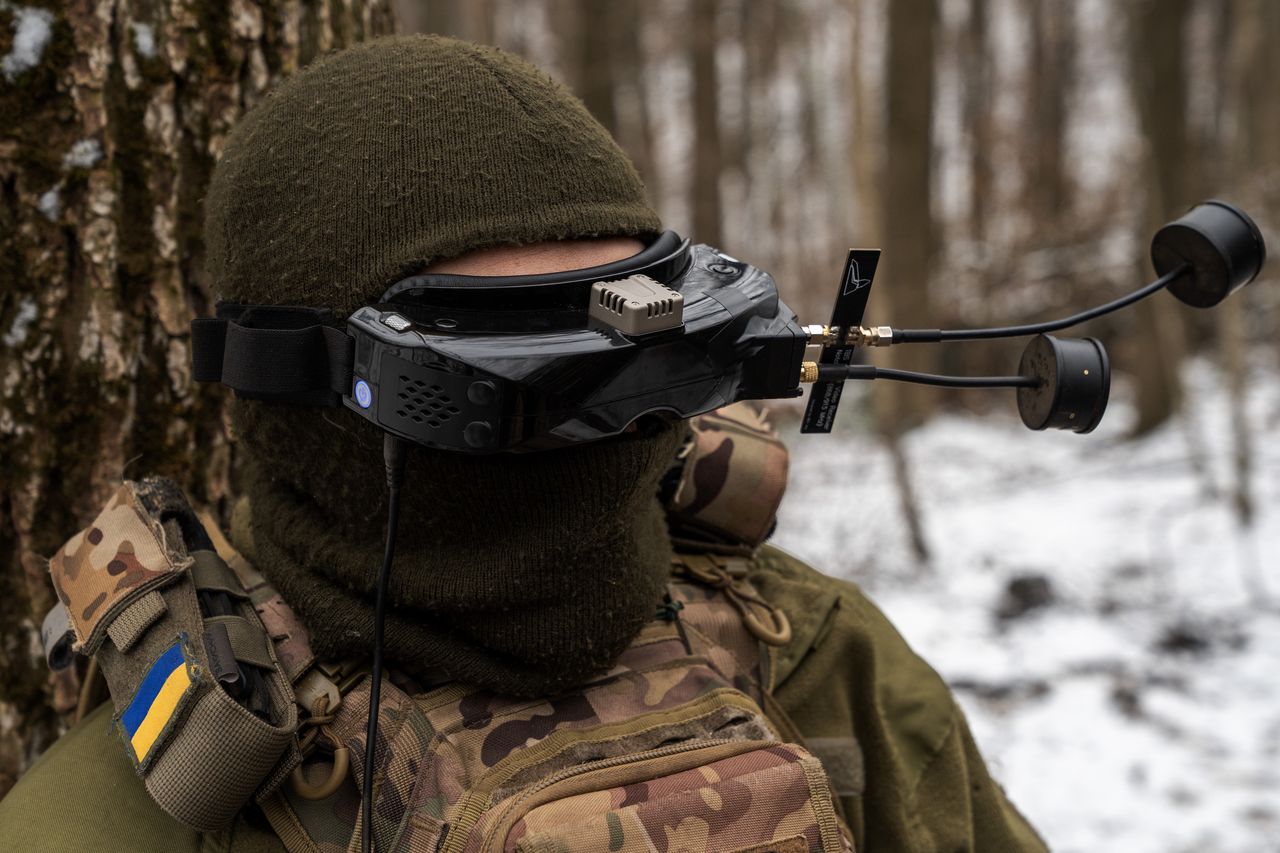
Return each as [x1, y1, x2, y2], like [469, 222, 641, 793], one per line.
[44, 403, 854, 852]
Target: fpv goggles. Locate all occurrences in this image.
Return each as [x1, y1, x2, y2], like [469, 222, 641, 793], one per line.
[192, 200, 1266, 451]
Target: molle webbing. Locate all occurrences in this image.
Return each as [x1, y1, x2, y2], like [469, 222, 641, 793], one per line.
[263, 574, 850, 853]
[44, 479, 299, 831]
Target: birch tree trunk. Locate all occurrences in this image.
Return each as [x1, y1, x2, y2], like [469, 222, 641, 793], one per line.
[0, 0, 394, 795]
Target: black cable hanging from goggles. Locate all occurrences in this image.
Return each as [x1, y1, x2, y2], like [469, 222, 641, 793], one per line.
[362, 435, 408, 853]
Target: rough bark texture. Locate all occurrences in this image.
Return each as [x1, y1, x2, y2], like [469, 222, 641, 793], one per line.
[0, 0, 394, 796]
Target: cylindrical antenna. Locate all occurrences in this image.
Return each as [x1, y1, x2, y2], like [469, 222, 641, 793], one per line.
[1152, 200, 1266, 307]
[801, 334, 1111, 434]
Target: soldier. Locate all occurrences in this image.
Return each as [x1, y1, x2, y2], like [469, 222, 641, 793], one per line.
[0, 36, 1047, 852]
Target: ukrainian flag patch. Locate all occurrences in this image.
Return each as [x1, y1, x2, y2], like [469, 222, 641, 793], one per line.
[114, 635, 200, 771]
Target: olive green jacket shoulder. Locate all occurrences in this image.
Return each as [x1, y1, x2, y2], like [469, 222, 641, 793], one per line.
[749, 546, 1047, 852]
[0, 545, 1046, 852]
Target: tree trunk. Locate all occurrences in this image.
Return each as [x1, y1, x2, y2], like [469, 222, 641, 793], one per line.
[1127, 0, 1191, 436]
[569, 0, 620, 136]
[613, 0, 660, 205]
[690, 0, 723, 246]
[849, 0, 881, 245]
[1023, 0, 1073, 230]
[876, 0, 938, 432]
[0, 0, 393, 796]
[1219, 0, 1268, 533]
[964, 0, 993, 243]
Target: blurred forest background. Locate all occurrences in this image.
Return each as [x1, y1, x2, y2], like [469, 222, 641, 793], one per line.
[2, 0, 1278, 849]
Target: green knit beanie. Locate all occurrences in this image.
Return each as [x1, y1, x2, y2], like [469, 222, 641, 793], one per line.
[205, 34, 661, 313]
[204, 36, 679, 696]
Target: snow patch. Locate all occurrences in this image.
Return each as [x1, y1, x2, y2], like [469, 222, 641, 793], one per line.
[3, 297, 38, 347]
[130, 21, 155, 59]
[773, 357, 1280, 852]
[36, 185, 60, 220]
[1, 4, 54, 82]
[62, 138, 102, 170]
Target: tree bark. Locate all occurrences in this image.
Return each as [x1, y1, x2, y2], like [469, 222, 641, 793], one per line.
[877, 0, 938, 432]
[1022, 0, 1073, 229]
[613, 0, 660, 205]
[964, 0, 993, 243]
[0, 0, 393, 796]
[568, 0, 620, 137]
[1127, 0, 1191, 436]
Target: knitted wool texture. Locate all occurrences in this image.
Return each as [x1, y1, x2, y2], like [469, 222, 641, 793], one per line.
[205, 34, 661, 315]
[233, 406, 684, 696]
[204, 35, 677, 695]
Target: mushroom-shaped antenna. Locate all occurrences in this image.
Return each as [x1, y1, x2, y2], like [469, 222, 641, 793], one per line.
[1152, 200, 1266, 308]
[1017, 335, 1111, 434]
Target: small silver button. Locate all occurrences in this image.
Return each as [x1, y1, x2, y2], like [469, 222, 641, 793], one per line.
[382, 313, 412, 332]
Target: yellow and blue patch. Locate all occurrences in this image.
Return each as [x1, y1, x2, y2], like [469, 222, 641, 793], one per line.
[114, 635, 200, 770]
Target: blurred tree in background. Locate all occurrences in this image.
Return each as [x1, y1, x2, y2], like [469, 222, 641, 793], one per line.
[2, 0, 1278, 792]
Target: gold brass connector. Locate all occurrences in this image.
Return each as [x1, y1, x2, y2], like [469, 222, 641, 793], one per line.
[846, 325, 894, 347]
[800, 361, 820, 383]
[803, 324, 841, 347]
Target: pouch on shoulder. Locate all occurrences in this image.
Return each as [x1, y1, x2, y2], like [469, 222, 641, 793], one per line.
[662, 401, 790, 551]
[42, 477, 299, 831]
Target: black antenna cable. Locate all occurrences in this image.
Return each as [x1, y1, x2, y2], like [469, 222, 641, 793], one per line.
[362, 434, 408, 853]
[889, 265, 1188, 343]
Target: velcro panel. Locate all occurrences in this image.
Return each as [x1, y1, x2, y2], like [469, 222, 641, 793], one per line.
[189, 550, 249, 598]
[48, 483, 192, 653]
[203, 614, 275, 671]
[107, 590, 168, 654]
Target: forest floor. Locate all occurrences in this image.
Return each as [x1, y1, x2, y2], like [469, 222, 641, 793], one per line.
[771, 357, 1280, 853]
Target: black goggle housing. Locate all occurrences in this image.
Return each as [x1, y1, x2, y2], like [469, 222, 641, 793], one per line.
[192, 231, 808, 453]
[193, 200, 1267, 450]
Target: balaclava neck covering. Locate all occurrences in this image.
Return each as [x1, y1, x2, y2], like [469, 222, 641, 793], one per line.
[203, 35, 674, 695]
[234, 404, 685, 696]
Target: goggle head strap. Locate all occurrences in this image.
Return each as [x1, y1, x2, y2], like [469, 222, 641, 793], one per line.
[191, 304, 353, 407]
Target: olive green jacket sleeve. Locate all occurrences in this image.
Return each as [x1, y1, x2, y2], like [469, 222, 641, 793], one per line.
[751, 545, 1048, 853]
[0, 702, 283, 853]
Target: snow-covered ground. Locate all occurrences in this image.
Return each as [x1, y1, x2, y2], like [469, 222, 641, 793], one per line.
[771, 358, 1280, 853]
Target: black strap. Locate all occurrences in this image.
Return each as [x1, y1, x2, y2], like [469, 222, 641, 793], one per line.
[191, 305, 353, 407]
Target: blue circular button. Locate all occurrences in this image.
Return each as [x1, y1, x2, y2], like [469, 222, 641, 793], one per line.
[354, 379, 372, 409]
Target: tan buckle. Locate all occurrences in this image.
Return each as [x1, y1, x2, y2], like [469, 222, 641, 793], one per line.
[289, 733, 349, 801]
